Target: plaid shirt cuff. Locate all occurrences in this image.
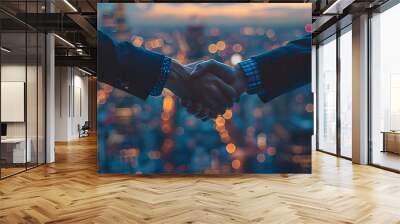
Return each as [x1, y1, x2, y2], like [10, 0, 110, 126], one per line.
[238, 58, 263, 95]
[149, 57, 172, 96]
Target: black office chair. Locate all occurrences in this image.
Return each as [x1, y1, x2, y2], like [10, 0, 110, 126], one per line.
[78, 121, 90, 138]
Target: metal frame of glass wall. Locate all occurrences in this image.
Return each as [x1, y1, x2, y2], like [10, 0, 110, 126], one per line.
[315, 23, 353, 160]
[0, 0, 47, 179]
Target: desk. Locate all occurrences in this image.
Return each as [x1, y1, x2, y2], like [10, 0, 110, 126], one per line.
[1, 138, 31, 163]
[382, 131, 400, 154]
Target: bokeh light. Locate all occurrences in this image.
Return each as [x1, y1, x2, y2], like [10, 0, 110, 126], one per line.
[230, 53, 242, 65]
[232, 43, 243, 53]
[232, 159, 241, 169]
[226, 143, 236, 154]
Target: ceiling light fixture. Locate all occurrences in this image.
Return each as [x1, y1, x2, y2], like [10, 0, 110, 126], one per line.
[1, 47, 11, 53]
[323, 0, 354, 15]
[63, 0, 78, 12]
[78, 67, 93, 76]
[54, 34, 75, 48]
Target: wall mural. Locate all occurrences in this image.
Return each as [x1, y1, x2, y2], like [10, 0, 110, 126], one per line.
[97, 3, 313, 174]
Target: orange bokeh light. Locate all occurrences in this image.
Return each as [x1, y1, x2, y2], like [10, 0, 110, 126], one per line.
[226, 143, 236, 154]
[131, 35, 144, 47]
[215, 116, 225, 126]
[222, 109, 233, 120]
[232, 159, 241, 169]
[305, 103, 314, 112]
[163, 96, 174, 112]
[161, 112, 171, 121]
[208, 44, 218, 54]
[216, 41, 226, 51]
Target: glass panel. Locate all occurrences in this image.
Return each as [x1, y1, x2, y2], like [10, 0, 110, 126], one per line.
[26, 0, 39, 169]
[0, 1, 46, 178]
[27, 30, 38, 169]
[371, 4, 400, 171]
[1, 30, 27, 177]
[38, 32, 45, 165]
[339, 29, 352, 158]
[312, 46, 317, 151]
[317, 37, 337, 154]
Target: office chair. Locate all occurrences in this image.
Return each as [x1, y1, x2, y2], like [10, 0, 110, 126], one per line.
[79, 121, 90, 138]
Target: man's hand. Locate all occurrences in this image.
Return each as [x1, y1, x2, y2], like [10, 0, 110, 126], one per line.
[164, 60, 192, 99]
[185, 59, 248, 119]
[191, 59, 247, 98]
[165, 60, 237, 120]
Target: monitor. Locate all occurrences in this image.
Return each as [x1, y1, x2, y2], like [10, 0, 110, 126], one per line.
[1, 123, 7, 137]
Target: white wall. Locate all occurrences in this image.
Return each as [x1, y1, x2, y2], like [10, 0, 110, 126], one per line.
[55, 67, 69, 141]
[1, 65, 26, 139]
[72, 73, 89, 138]
[1, 63, 46, 164]
[54, 67, 89, 141]
[1, 65, 38, 138]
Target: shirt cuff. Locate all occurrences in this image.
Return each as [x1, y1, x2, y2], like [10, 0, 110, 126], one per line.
[238, 58, 264, 95]
[149, 56, 172, 96]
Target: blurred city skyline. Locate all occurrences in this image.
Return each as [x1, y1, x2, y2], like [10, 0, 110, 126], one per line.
[98, 3, 311, 27]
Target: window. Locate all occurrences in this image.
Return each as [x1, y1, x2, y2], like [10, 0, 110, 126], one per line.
[317, 36, 337, 154]
[370, 3, 400, 171]
[339, 28, 352, 158]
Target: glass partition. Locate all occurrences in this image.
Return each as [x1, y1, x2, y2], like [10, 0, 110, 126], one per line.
[339, 28, 352, 158]
[317, 36, 337, 154]
[1, 30, 28, 177]
[0, 1, 46, 179]
[370, 3, 400, 171]
[38, 32, 45, 165]
[27, 29, 38, 169]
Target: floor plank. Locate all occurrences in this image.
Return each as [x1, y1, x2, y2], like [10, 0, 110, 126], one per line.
[1, 135, 400, 224]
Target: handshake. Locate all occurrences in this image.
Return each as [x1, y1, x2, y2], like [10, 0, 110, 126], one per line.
[165, 59, 248, 121]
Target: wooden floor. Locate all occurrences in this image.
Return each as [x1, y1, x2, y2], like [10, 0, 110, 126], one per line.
[1, 167, 26, 178]
[372, 150, 400, 171]
[1, 135, 400, 224]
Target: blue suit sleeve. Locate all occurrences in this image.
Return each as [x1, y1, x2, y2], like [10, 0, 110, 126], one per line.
[97, 31, 165, 100]
[251, 35, 311, 102]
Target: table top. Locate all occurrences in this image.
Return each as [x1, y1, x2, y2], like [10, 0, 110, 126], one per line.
[381, 131, 400, 134]
[1, 138, 28, 143]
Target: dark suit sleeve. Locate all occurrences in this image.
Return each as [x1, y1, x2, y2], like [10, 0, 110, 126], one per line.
[97, 31, 165, 100]
[251, 35, 311, 102]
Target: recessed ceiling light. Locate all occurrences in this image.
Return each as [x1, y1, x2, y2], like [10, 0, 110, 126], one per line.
[1, 47, 11, 53]
[54, 34, 75, 48]
[78, 67, 92, 76]
[63, 0, 78, 12]
[323, 0, 354, 15]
